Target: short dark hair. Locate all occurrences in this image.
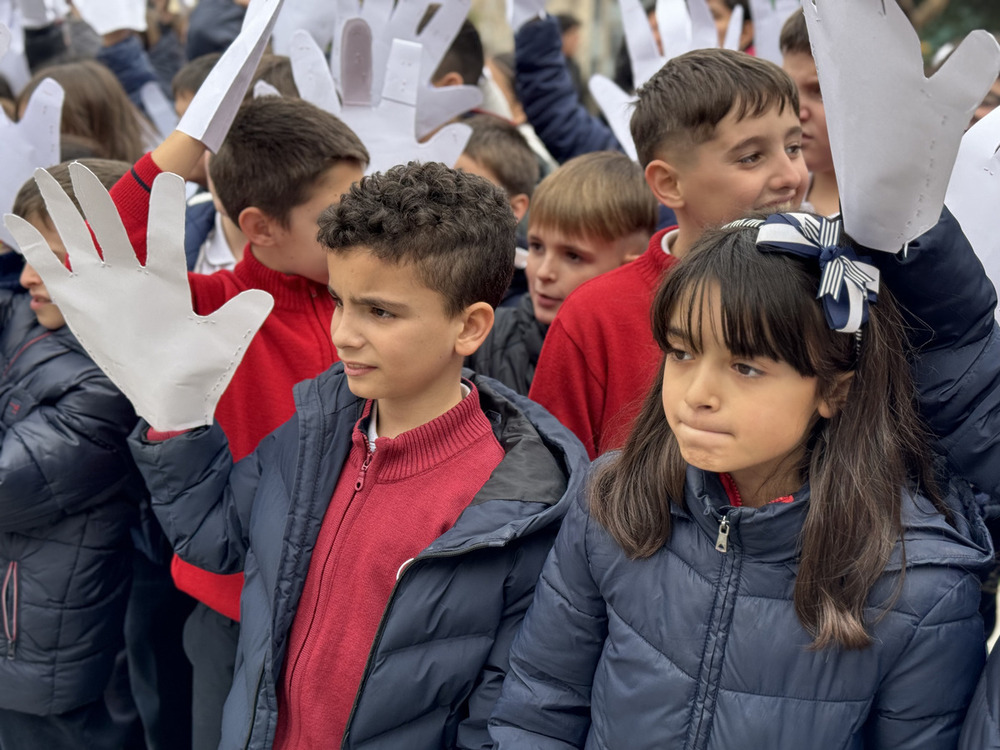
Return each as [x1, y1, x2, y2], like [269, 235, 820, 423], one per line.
[556, 14, 580, 34]
[630, 48, 799, 167]
[250, 54, 299, 99]
[779, 9, 811, 56]
[462, 114, 539, 197]
[209, 97, 369, 227]
[529, 151, 658, 243]
[318, 162, 516, 314]
[430, 18, 485, 86]
[13, 158, 131, 222]
[171, 52, 222, 98]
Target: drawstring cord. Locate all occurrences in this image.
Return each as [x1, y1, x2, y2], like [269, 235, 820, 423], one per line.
[2, 561, 16, 659]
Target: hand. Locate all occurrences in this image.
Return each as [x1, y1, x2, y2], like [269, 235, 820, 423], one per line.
[3, 164, 274, 431]
[73, 0, 146, 35]
[0, 78, 62, 250]
[945, 106, 1000, 299]
[505, 0, 545, 35]
[804, 0, 1000, 252]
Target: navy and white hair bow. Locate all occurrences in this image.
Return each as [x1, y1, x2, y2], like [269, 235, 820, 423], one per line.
[726, 213, 879, 334]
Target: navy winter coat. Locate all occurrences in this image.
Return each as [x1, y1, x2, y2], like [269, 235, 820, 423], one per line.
[130, 364, 590, 750]
[466, 294, 547, 396]
[0, 293, 139, 715]
[489, 466, 992, 749]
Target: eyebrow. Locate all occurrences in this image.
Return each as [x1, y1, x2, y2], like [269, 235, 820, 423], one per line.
[328, 285, 410, 314]
[726, 125, 803, 156]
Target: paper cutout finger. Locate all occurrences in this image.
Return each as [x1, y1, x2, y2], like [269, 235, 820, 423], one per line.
[721, 4, 744, 51]
[140, 81, 179, 142]
[805, 0, 1000, 252]
[506, 0, 545, 34]
[289, 29, 340, 113]
[625, 0, 666, 87]
[0, 76, 61, 249]
[588, 74, 638, 161]
[748, 0, 799, 65]
[177, 0, 285, 152]
[4, 165, 274, 431]
[0, 20, 10, 58]
[72, 0, 146, 35]
[269, 0, 338, 55]
[945, 105, 1000, 317]
[13, 0, 67, 29]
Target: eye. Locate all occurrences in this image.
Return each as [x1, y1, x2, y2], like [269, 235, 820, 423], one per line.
[786, 143, 803, 157]
[665, 346, 693, 363]
[565, 251, 583, 263]
[371, 307, 394, 319]
[528, 241, 544, 255]
[737, 153, 762, 165]
[327, 289, 342, 307]
[733, 362, 763, 377]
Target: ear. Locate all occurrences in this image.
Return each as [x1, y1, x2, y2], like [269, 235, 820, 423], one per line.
[238, 206, 280, 247]
[645, 158, 684, 209]
[817, 371, 854, 419]
[509, 193, 530, 222]
[433, 71, 465, 89]
[454, 301, 495, 357]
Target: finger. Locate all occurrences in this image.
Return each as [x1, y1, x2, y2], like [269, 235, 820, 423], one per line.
[35, 167, 104, 272]
[722, 4, 744, 51]
[687, 0, 719, 51]
[747, 0, 800, 65]
[417, 122, 471, 168]
[588, 74, 639, 161]
[655, 0, 692, 63]
[415, 84, 482, 140]
[290, 29, 341, 116]
[411, 0, 470, 81]
[3, 213, 72, 285]
[70, 162, 140, 270]
[931, 30, 1000, 113]
[359, 0, 393, 31]
[144, 172, 195, 285]
[0, 23, 11, 59]
[140, 81, 180, 141]
[16, 78, 63, 170]
[380, 38, 422, 109]
[340, 18, 374, 107]
[253, 80, 281, 98]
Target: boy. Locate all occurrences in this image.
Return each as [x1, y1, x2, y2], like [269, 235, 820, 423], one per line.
[111, 162, 587, 748]
[467, 150, 657, 395]
[109, 95, 368, 750]
[0, 159, 140, 750]
[528, 48, 806, 458]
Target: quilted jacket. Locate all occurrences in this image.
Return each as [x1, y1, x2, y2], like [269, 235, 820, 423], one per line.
[130, 364, 589, 750]
[466, 294, 547, 396]
[489, 466, 993, 750]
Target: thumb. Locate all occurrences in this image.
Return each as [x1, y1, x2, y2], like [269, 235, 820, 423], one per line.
[931, 30, 1000, 112]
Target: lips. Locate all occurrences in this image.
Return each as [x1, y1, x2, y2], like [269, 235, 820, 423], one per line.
[532, 293, 562, 309]
[342, 361, 376, 377]
[29, 296, 51, 310]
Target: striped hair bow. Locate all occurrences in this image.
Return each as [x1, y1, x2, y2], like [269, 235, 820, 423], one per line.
[727, 213, 879, 334]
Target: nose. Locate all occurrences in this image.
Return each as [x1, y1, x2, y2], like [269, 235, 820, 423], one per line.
[683, 362, 721, 412]
[19, 262, 40, 290]
[773, 149, 806, 197]
[330, 307, 361, 352]
[535, 251, 558, 283]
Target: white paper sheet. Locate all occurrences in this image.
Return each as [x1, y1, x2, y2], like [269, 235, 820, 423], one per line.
[270, 0, 338, 55]
[4, 165, 273, 431]
[588, 74, 638, 161]
[72, 0, 146, 35]
[805, 0, 1000, 252]
[13, 0, 67, 29]
[506, 0, 545, 34]
[0, 7, 30, 95]
[748, 0, 800, 65]
[140, 81, 179, 142]
[0, 19, 9, 57]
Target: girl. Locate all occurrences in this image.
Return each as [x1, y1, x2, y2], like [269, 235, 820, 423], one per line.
[488, 213, 992, 749]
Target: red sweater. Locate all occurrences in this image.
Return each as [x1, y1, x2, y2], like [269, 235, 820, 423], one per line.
[528, 228, 677, 459]
[272, 388, 505, 749]
[111, 155, 338, 620]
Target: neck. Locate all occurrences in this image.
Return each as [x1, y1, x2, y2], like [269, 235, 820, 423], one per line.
[671, 224, 698, 260]
[807, 170, 840, 217]
[374, 372, 466, 439]
[221, 215, 247, 262]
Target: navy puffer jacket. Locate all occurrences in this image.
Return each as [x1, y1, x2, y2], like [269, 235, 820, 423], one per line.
[130, 364, 590, 750]
[466, 295, 547, 396]
[0, 293, 139, 715]
[489, 466, 992, 749]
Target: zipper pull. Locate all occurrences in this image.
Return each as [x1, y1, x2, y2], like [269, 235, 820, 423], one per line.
[715, 516, 730, 553]
[355, 451, 373, 492]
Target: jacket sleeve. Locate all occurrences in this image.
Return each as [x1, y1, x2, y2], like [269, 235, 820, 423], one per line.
[488, 492, 608, 749]
[515, 17, 622, 164]
[0, 364, 138, 532]
[870, 208, 1000, 504]
[96, 35, 168, 114]
[959, 646, 1000, 750]
[862, 571, 986, 748]
[128, 419, 269, 574]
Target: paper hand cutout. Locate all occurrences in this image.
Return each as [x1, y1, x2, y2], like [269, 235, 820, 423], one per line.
[0, 20, 10, 58]
[13, 0, 67, 29]
[177, 0, 285, 152]
[291, 21, 471, 175]
[804, 0, 1000, 252]
[945, 106, 1000, 317]
[72, 0, 146, 35]
[505, 0, 545, 35]
[3, 165, 274, 431]
[747, 0, 799, 65]
[270, 0, 339, 55]
[0, 76, 62, 249]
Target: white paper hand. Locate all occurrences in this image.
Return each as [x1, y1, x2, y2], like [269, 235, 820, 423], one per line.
[177, 0, 284, 152]
[0, 77, 61, 249]
[506, 0, 545, 34]
[805, 0, 1000, 252]
[945, 106, 1000, 318]
[270, 0, 339, 55]
[0, 20, 9, 57]
[13, 0, 67, 29]
[3, 165, 274, 431]
[588, 75, 638, 161]
[747, 0, 799, 65]
[140, 81, 179, 142]
[72, 0, 146, 34]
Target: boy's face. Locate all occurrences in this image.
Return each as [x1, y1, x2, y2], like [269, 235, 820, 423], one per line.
[269, 162, 364, 284]
[664, 104, 807, 234]
[19, 214, 67, 331]
[782, 51, 833, 176]
[526, 224, 644, 325]
[326, 247, 468, 416]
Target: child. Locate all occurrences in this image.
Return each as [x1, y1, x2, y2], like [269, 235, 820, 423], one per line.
[490, 214, 991, 748]
[113, 161, 589, 748]
[529, 48, 807, 458]
[780, 9, 839, 217]
[467, 150, 657, 395]
[108, 96, 368, 750]
[0, 159, 141, 749]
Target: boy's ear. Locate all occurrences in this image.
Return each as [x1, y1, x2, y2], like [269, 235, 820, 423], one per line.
[509, 193, 529, 222]
[645, 159, 684, 209]
[433, 71, 465, 89]
[238, 206, 279, 247]
[454, 301, 495, 357]
[817, 371, 854, 419]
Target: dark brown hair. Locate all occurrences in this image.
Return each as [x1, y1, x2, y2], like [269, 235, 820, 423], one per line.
[208, 97, 368, 227]
[318, 161, 516, 314]
[18, 61, 147, 162]
[249, 54, 299, 99]
[13, 158, 131, 221]
[171, 52, 222, 99]
[779, 9, 811, 56]
[589, 221, 941, 650]
[462, 114, 539, 198]
[630, 48, 799, 167]
[529, 151, 658, 244]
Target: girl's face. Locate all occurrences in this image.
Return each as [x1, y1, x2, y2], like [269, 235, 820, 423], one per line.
[660, 284, 837, 503]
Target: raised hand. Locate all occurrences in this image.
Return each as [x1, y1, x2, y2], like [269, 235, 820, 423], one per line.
[804, 0, 1000, 252]
[3, 165, 273, 431]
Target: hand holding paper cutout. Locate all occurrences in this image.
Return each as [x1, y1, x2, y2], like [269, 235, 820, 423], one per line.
[72, 0, 146, 35]
[804, 0, 1000, 252]
[0, 77, 61, 249]
[3, 165, 274, 431]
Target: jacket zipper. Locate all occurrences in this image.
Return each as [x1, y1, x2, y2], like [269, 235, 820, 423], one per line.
[715, 517, 730, 553]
